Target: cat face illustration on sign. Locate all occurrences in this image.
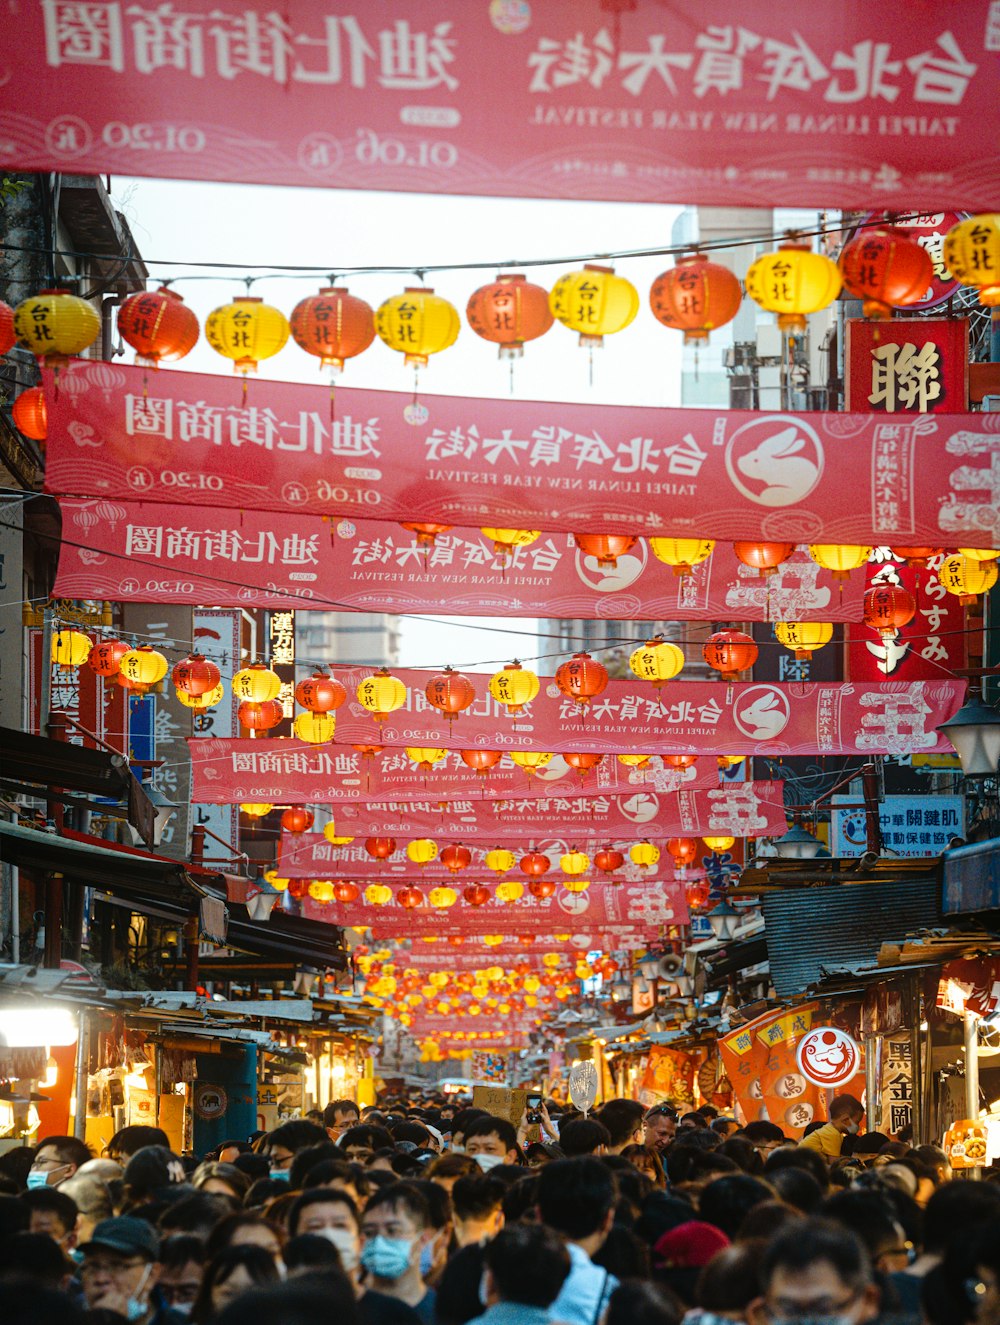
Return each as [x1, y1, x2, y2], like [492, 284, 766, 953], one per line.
[733, 686, 791, 742]
[725, 417, 825, 508]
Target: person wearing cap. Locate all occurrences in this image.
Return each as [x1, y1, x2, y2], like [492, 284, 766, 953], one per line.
[122, 1146, 188, 1211]
[78, 1216, 174, 1323]
[643, 1104, 678, 1153]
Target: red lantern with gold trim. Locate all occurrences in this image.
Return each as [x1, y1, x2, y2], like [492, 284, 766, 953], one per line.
[288, 879, 310, 901]
[572, 534, 638, 571]
[333, 880, 359, 903]
[555, 652, 609, 711]
[466, 272, 553, 359]
[88, 638, 130, 678]
[365, 837, 397, 860]
[703, 629, 758, 681]
[520, 851, 551, 877]
[295, 670, 346, 714]
[11, 386, 47, 441]
[595, 848, 624, 874]
[441, 844, 473, 874]
[171, 653, 221, 698]
[863, 584, 917, 640]
[564, 752, 604, 779]
[464, 884, 490, 907]
[734, 542, 796, 577]
[838, 226, 934, 321]
[238, 699, 284, 731]
[892, 547, 943, 567]
[667, 837, 699, 868]
[426, 667, 477, 725]
[649, 255, 742, 343]
[290, 286, 375, 375]
[398, 885, 424, 910]
[685, 878, 711, 911]
[461, 749, 502, 777]
[662, 754, 698, 770]
[401, 521, 453, 549]
[281, 807, 314, 834]
[529, 878, 556, 899]
[117, 287, 199, 365]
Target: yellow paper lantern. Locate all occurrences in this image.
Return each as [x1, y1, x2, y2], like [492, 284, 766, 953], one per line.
[575, 961, 595, 979]
[51, 629, 92, 668]
[496, 880, 524, 903]
[510, 751, 554, 777]
[240, 802, 272, 818]
[405, 746, 448, 771]
[629, 638, 684, 687]
[939, 554, 998, 604]
[524, 974, 542, 991]
[630, 841, 661, 869]
[549, 264, 640, 347]
[745, 242, 842, 332]
[309, 880, 335, 903]
[488, 661, 539, 716]
[649, 538, 715, 576]
[525, 994, 539, 1008]
[542, 953, 561, 969]
[14, 289, 100, 362]
[703, 836, 736, 853]
[406, 838, 439, 866]
[564, 877, 590, 893]
[119, 645, 169, 688]
[774, 622, 834, 660]
[560, 850, 590, 876]
[943, 214, 1000, 306]
[177, 681, 225, 710]
[323, 821, 355, 846]
[808, 545, 873, 580]
[618, 754, 653, 768]
[233, 665, 281, 703]
[357, 669, 407, 721]
[365, 884, 392, 906]
[263, 869, 289, 891]
[485, 849, 516, 875]
[958, 547, 1000, 565]
[429, 887, 458, 910]
[294, 712, 336, 744]
[480, 527, 541, 560]
[375, 287, 460, 367]
[205, 296, 289, 374]
[483, 935, 504, 947]
[718, 755, 746, 767]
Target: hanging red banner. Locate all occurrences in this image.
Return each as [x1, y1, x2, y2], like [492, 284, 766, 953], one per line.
[45, 362, 1000, 545]
[846, 319, 969, 414]
[189, 739, 725, 804]
[848, 557, 968, 682]
[4, 3, 998, 209]
[54, 499, 864, 623]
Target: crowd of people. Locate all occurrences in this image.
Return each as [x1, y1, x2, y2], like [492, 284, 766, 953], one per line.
[1, 1090, 998, 1325]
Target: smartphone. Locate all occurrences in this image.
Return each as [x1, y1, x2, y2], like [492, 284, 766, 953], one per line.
[526, 1093, 542, 1123]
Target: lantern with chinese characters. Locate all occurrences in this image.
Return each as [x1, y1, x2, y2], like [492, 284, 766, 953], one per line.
[488, 661, 539, 717]
[51, 630, 92, 669]
[549, 264, 639, 349]
[667, 837, 699, 868]
[560, 850, 589, 877]
[649, 537, 715, 576]
[497, 880, 524, 904]
[686, 877, 712, 911]
[281, 807, 314, 834]
[294, 712, 336, 744]
[464, 884, 491, 907]
[441, 845, 473, 874]
[241, 803, 273, 819]
[481, 527, 541, 565]
[485, 849, 516, 876]
[0, 300, 14, 355]
[734, 541, 796, 577]
[356, 669, 407, 723]
[510, 751, 554, 778]
[564, 752, 604, 778]
[178, 679, 223, 711]
[808, 545, 872, 580]
[171, 654, 221, 698]
[629, 636, 684, 688]
[745, 242, 842, 332]
[466, 272, 553, 359]
[939, 554, 998, 605]
[425, 667, 477, 724]
[649, 255, 742, 343]
[117, 287, 199, 366]
[703, 836, 735, 853]
[555, 651, 609, 713]
[572, 534, 638, 570]
[88, 638, 130, 678]
[863, 584, 917, 640]
[429, 886, 458, 910]
[309, 880, 335, 904]
[366, 884, 393, 906]
[405, 746, 448, 774]
[239, 699, 284, 731]
[233, 664, 282, 704]
[943, 214, 1000, 306]
[618, 754, 653, 769]
[565, 879, 590, 896]
[406, 839, 439, 867]
[334, 880, 360, 903]
[205, 296, 289, 376]
[595, 848, 624, 874]
[461, 749, 503, 777]
[838, 226, 934, 320]
[520, 851, 551, 877]
[294, 670, 346, 714]
[365, 837, 397, 860]
[11, 387, 47, 441]
[774, 622, 834, 660]
[376, 287, 460, 367]
[14, 289, 100, 372]
[630, 841, 660, 870]
[401, 521, 453, 550]
[119, 644, 168, 691]
[704, 625, 757, 678]
[290, 286, 375, 376]
[398, 886, 425, 910]
[892, 547, 944, 567]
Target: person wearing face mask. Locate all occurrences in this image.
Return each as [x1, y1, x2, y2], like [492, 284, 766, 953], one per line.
[798, 1097, 865, 1163]
[26, 1135, 92, 1189]
[746, 1218, 880, 1325]
[463, 1117, 521, 1172]
[360, 1182, 439, 1325]
[77, 1216, 177, 1324]
[155, 1235, 205, 1319]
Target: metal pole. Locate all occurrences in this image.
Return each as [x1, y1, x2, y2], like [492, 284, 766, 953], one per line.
[39, 606, 54, 737]
[864, 1034, 880, 1132]
[909, 977, 924, 1145]
[73, 1009, 88, 1141]
[964, 1010, 981, 1180]
[10, 864, 19, 964]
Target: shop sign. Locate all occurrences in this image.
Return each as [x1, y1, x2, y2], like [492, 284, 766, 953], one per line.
[796, 1026, 862, 1088]
[832, 793, 964, 857]
[846, 319, 969, 414]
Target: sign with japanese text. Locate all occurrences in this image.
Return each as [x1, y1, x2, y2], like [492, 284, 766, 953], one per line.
[53, 500, 864, 623]
[755, 1004, 834, 1138]
[45, 362, 1000, 545]
[190, 610, 241, 858]
[848, 556, 967, 682]
[4, 3, 999, 209]
[846, 319, 969, 414]
[832, 793, 964, 856]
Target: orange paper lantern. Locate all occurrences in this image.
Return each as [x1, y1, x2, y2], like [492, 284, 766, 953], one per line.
[289, 286, 375, 374]
[649, 255, 742, 343]
[466, 272, 553, 359]
[11, 386, 47, 441]
[117, 286, 199, 365]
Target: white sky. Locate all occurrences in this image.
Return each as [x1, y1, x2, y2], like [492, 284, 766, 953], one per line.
[112, 178, 684, 668]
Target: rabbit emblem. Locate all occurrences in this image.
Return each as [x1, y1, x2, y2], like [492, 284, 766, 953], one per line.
[734, 686, 791, 740]
[727, 420, 823, 507]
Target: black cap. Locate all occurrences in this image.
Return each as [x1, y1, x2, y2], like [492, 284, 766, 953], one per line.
[79, 1216, 159, 1260]
[123, 1146, 187, 1197]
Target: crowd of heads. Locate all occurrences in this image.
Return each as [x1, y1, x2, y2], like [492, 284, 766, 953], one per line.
[0, 1092, 998, 1325]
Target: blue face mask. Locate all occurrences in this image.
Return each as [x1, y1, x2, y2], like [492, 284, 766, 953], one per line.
[270, 1170, 290, 1182]
[361, 1236, 414, 1281]
[26, 1169, 52, 1189]
[126, 1265, 154, 1321]
[419, 1240, 436, 1279]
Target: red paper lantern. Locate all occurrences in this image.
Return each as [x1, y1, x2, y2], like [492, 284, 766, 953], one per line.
[364, 837, 397, 860]
[662, 754, 698, 769]
[667, 837, 699, 867]
[838, 225, 934, 320]
[333, 880, 359, 903]
[0, 300, 14, 355]
[441, 844, 473, 873]
[295, 670, 347, 713]
[528, 878, 556, 898]
[171, 653, 221, 697]
[117, 287, 199, 365]
[288, 879, 310, 900]
[425, 667, 477, 723]
[11, 386, 47, 441]
[289, 286, 375, 373]
[891, 547, 943, 567]
[398, 885, 424, 910]
[88, 638, 130, 678]
[594, 848, 625, 874]
[649, 255, 743, 344]
[572, 534, 638, 571]
[353, 744, 384, 760]
[555, 651, 609, 710]
[564, 752, 604, 778]
[281, 807, 314, 834]
[863, 584, 917, 640]
[461, 749, 503, 776]
[733, 542, 796, 576]
[238, 699, 284, 731]
[400, 522, 453, 548]
[520, 851, 551, 877]
[463, 884, 490, 907]
[703, 629, 759, 681]
[466, 272, 553, 359]
[685, 878, 711, 911]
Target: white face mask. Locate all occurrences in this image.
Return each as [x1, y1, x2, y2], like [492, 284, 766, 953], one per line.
[473, 1153, 504, 1172]
[321, 1226, 360, 1272]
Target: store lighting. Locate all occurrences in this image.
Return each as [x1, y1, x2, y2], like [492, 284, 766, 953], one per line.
[707, 900, 739, 942]
[0, 1007, 77, 1047]
[773, 823, 823, 859]
[936, 692, 1000, 778]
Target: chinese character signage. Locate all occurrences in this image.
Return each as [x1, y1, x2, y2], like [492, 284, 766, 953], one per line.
[879, 1037, 913, 1137]
[848, 556, 967, 682]
[847, 319, 969, 413]
[832, 793, 964, 856]
[4, 2, 999, 209]
[44, 362, 1000, 545]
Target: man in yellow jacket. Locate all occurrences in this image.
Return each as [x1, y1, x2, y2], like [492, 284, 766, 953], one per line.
[798, 1094, 865, 1160]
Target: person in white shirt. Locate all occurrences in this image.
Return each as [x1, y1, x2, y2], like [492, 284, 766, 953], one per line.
[536, 1158, 619, 1325]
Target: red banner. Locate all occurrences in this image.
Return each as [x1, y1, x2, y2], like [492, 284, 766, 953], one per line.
[5, 3, 998, 209]
[189, 740, 727, 804]
[54, 499, 864, 623]
[848, 557, 967, 681]
[846, 319, 969, 414]
[45, 362, 1000, 545]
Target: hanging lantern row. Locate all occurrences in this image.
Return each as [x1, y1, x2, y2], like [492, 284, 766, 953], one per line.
[348, 836, 703, 874]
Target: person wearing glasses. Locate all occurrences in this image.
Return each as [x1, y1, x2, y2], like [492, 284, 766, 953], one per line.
[642, 1105, 678, 1153]
[77, 1216, 169, 1324]
[746, 1218, 880, 1325]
